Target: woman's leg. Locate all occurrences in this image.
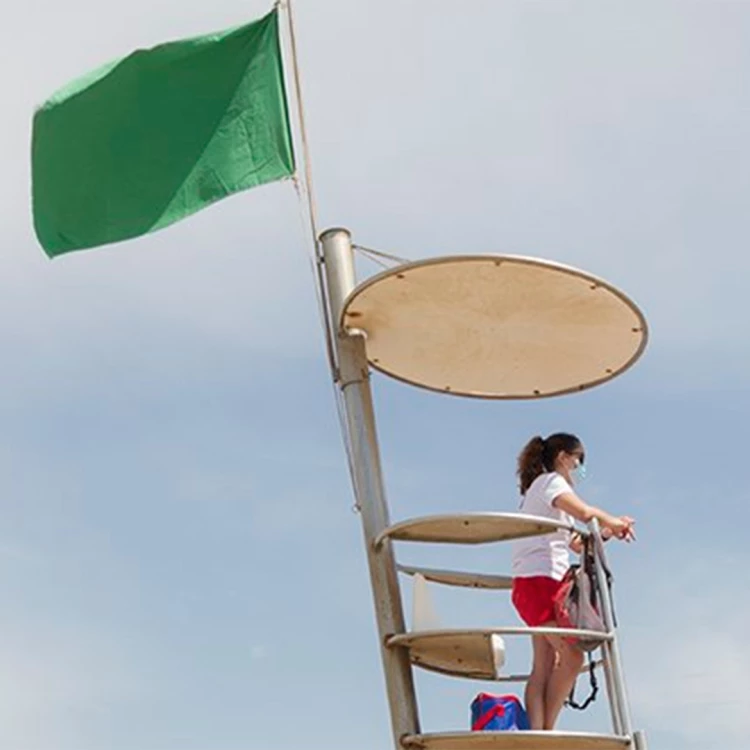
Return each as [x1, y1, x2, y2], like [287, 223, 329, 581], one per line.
[542, 637, 584, 730]
[525, 632, 556, 730]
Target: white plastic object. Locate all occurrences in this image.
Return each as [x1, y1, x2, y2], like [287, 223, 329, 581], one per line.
[411, 573, 441, 631]
[491, 633, 506, 674]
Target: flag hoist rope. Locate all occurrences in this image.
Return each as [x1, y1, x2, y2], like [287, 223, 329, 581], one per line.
[279, 0, 361, 507]
[280, 11, 421, 742]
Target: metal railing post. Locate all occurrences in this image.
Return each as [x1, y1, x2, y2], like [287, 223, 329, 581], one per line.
[589, 519, 634, 738]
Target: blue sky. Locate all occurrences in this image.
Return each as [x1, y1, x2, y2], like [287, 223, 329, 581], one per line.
[3, 1, 749, 748]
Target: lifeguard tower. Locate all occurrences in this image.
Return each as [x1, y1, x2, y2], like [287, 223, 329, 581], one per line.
[319, 227, 649, 750]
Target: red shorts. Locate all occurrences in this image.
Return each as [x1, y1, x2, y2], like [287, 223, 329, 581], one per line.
[512, 576, 564, 627]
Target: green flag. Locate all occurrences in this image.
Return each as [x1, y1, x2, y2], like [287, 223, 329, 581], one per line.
[32, 10, 295, 258]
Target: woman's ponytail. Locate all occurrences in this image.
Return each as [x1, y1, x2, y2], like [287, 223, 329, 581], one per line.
[517, 435, 547, 495]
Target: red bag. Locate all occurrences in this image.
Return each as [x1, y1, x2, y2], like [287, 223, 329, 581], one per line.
[470, 694, 529, 731]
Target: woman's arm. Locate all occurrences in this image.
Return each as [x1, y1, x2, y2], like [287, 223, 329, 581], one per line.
[553, 492, 635, 541]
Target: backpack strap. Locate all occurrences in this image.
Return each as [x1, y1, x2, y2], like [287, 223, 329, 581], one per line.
[565, 652, 598, 711]
[584, 532, 618, 628]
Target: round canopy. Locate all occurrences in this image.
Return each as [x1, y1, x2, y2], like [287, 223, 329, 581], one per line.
[341, 255, 648, 399]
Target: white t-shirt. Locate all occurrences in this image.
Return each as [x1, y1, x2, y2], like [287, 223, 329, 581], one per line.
[511, 472, 575, 581]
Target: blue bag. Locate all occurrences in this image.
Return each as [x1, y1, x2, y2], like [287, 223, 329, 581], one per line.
[471, 693, 530, 732]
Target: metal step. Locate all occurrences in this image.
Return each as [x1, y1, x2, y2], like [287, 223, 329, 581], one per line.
[401, 731, 631, 750]
[387, 628, 610, 681]
[398, 564, 513, 590]
[376, 513, 574, 547]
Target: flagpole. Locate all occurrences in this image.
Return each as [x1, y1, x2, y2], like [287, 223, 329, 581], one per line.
[281, 0, 319, 239]
[279, 0, 339, 374]
[279, 0, 363, 496]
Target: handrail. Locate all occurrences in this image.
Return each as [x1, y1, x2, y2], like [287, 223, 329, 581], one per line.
[386, 627, 607, 682]
[397, 564, 513, 590]
[410, 662, 604, 683]
[388, 626, 614, 645]
[375, 512, 576, 548]
[496, 659, 604, 682]
[401, 730, 632, 750]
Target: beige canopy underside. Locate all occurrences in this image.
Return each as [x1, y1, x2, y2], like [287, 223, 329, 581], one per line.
[341, 255, 647, 399]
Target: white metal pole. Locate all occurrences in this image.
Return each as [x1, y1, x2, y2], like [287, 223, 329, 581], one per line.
[320, 227, 420, 747]
[589, 519, 634, 738]
[633, 730, 649, 749]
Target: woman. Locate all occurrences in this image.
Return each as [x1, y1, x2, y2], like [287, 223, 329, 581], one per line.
[511, 433, 635, 731]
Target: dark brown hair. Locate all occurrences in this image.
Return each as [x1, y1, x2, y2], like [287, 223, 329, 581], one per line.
[517, 433, 584, 494]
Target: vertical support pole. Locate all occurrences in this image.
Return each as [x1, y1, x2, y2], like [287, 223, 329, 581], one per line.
[592, 560, 623, 734]
[320, 227, 420, 748]
[589, 519, 634, 738]
[633, 730, 648, 749]
[594, 629, 622, 733]
[600, 639, 624, 734]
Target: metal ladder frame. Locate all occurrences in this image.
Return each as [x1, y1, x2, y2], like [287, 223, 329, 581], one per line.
[319, 227, 648, 750]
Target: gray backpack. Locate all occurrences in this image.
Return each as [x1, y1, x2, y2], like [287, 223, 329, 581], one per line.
[554, 535, 614, 710]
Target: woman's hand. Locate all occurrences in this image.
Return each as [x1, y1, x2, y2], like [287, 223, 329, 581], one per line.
[605, 516, 636, 542]
[569, 531, 584, 554]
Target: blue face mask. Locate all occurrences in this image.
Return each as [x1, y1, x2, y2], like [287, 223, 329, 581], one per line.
[572, 462, 587, 482]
